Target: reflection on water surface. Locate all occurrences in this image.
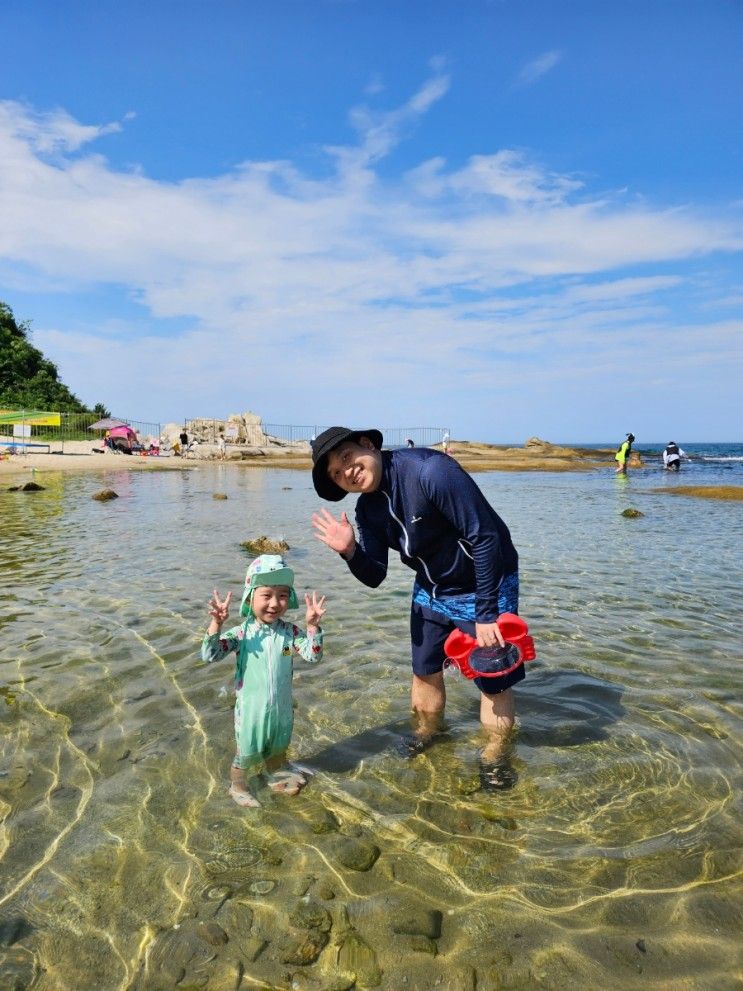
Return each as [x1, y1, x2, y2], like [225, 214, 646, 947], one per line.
[1, 465, 741, 989]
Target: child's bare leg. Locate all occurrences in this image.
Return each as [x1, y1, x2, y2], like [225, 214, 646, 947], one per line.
[229, 762, 261, 808]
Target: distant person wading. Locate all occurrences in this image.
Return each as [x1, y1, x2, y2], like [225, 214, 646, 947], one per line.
[663, 441, 688, 471]
[615, 432, 635, 475]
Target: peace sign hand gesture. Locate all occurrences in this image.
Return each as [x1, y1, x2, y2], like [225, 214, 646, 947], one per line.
[207, 588, 232, 633]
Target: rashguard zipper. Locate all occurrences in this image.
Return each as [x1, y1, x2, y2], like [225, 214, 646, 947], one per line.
[266, 628, 275, 707]
[382, 489, 439, 597]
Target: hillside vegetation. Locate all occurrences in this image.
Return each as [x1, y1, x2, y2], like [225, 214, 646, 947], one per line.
[0, 301, 107, 415]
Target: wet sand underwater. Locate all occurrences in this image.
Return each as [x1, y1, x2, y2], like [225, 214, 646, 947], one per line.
[1, 465, 741, 989]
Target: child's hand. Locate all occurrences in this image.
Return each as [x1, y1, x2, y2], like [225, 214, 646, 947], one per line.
[208, 589, 232, 628]
[305, 591, 327, 629]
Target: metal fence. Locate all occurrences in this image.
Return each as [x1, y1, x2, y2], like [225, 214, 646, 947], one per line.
[184, 420, 449, 449]
[0, 411, 161, 445]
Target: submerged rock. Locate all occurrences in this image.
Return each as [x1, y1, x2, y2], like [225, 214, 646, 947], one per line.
[196, 920, 228, 946]
[0, 946, 38, 990]
[8, 481, 45, 492]
[349, 894, 443, 939]
[240, 535, 290, 554]
[137, 922, 213, 990]
[390, 901, 443, 939]
[300, 807, 340, 835]
[289, 900, 333, 933]
[0, 916, 34, 946]
[212, 493, 229, 500]
[281, 930, 329, 965]
[289, 974, 355, 991]
[400, 933, 438, 955]
[236, 934, 266, 962]
[336, 930, 381, 987]
[313, 881, 335, 901]
[329, 836, 380, 872]
[656, 484, 743, 501]
[224, 901, 253, 935]
[621, 508, 644, 518]
[92, 489, 119, 501]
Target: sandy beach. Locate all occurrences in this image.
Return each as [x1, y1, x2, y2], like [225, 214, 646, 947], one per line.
[0, 437, 618, 478]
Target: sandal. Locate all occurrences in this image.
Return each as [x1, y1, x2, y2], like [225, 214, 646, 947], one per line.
[229, 784, 261, 808]
[268, 770, 306, 796]
[479, 760, 518, 792]
[395, 733, 436, 759]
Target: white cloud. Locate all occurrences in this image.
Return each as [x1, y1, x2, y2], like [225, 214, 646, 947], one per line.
[514, 50, 562, 88]
[0, 79, 741, 437]
[0, 101, 123, 155]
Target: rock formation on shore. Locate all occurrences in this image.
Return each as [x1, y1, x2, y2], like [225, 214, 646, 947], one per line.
[160, 411, 308, 454]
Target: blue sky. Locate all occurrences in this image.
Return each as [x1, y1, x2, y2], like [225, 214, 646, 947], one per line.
[1, 0, 741, 441]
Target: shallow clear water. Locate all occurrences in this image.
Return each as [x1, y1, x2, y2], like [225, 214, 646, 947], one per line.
[1, 463, 741, 990]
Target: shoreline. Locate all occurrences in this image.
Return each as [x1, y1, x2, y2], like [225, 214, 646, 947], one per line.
[0, 438, 621, 478]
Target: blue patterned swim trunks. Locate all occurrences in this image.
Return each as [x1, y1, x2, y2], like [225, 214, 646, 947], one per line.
[410, 572, 523, 695]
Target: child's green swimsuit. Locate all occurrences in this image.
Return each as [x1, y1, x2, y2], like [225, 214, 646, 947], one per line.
[202, 619, 323, 769]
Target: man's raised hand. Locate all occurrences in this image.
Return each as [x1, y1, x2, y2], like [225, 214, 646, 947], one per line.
[311, 508, 356, 558]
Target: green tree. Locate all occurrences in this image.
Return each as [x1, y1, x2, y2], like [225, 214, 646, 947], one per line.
[0, 301, 107, 413]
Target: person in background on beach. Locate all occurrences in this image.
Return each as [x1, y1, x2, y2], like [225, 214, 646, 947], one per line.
[441, 430, 450, 455]
[217, 432, 226, 460]
[663, 441, 688, 471]
[202, 555, 326, 808]
[179, 428, 188, 452]
[406, 437, 415, 448]
[310, 426, 521, 790]
[615, 432, 635, 474]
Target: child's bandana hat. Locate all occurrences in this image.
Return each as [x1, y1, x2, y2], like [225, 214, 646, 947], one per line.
[240, 554, 298, 617]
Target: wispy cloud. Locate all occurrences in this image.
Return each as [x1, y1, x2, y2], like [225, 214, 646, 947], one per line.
[0, 77, 740, 435]
[0, 101, 124, 155]
[514, 50, 562, 88]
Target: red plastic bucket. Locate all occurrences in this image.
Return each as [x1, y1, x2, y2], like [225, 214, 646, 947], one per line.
[444, 613, 536, 680]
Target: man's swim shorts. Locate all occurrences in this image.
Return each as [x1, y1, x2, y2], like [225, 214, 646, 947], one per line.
[410, 573, 524, 695]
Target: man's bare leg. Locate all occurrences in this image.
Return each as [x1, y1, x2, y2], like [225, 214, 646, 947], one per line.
[397, 672, 445, 756]
[412, 671, 445, 734]
[479, 688, 518, 789]
[480, 687, 515, 749]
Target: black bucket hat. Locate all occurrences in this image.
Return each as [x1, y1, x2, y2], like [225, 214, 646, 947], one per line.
[311, 426, 383, 501]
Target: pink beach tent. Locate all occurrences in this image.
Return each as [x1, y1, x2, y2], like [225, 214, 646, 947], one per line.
[109, 425, 137, 442]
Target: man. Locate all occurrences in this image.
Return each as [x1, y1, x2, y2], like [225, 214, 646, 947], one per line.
[662, 441, 688, 471]
[310, 426, 522, 789]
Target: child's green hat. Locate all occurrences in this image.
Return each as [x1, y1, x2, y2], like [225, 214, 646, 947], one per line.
[240, 554, 298, 617]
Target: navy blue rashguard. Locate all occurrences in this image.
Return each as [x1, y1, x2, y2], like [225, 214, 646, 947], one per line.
[344, 448, 522, 692]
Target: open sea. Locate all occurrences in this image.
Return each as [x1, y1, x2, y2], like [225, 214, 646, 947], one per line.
[585, 442, 743, 479]
[1, 447, 741, 990]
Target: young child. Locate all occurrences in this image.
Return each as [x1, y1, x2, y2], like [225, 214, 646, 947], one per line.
[202, 554, 326, 808]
